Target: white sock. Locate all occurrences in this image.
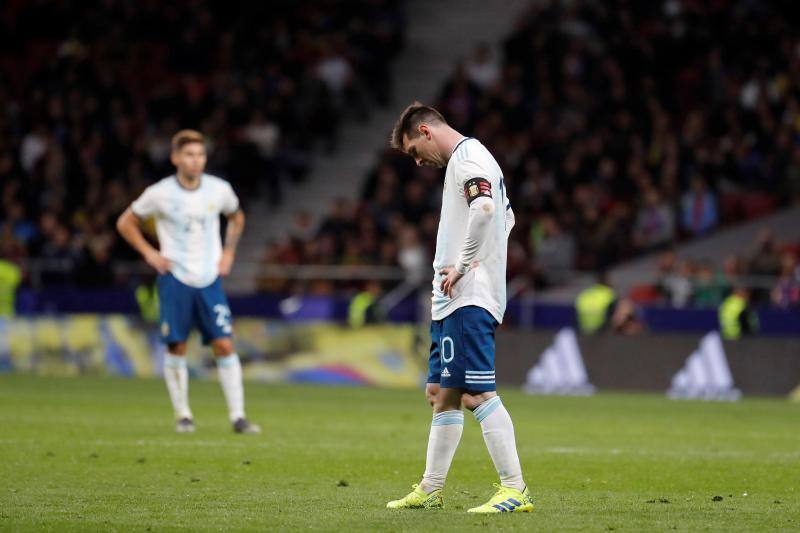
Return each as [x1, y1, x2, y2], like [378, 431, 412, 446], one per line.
[164, 353, 192, 419]
[217, 353, 245, 422]
[473, 396, 525, 491]
[419, 410, 464, 493]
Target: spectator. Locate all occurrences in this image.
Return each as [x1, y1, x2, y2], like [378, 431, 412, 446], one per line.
[532, 214, 576, 285]
[465, 43, 500, 90]
[348, 280, 384, 327]
[681, 176, 718, 236]
[748, 228, 782, 276]
[0, 253, 21, 317]
[771, 252, 800, 309]
[693, 261, 728, 308]
[397, 226, 427, 284]
[633, 188, 675, 251]
[610, 297, 645, 336]
[719, 287, 759, 340]
[38, 224, 77, 285]
[575, 271, 616, 335]
[660, 260, 695, 308]
[720, 254, 743, 290]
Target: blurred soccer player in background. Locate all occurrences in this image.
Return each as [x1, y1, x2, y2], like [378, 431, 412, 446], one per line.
[385, 104, 532, 514]
[117, 130, 260, 434]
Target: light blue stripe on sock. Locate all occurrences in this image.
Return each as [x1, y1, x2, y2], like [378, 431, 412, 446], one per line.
[473, 396, 502, 423]
[433, 418, 464, 426]
[433, 413, 464, 424]
[216, 353, 239, 368]
[164, 354, 187, 368]
[432, 410, 464, 426]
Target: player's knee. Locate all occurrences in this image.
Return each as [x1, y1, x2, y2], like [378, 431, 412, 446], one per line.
[432, 397, 450, 412]
[461, 391, 496, 411]
[461, 393, 481, 411]
[424, 384, 439, 406]
[211, 338, 234, 357]
[433, 388, 462, 412]
[168, 342, 187, 355]
[425, 389, 437, 406]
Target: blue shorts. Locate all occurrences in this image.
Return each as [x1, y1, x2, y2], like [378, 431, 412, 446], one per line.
[157, 273, 232, 345]
[427, 305, 498, 392]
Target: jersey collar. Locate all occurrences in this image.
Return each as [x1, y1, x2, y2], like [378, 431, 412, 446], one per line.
[450, 136, 473, 157]
[174, 174, 203, 191]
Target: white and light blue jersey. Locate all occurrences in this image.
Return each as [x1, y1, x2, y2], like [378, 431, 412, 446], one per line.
[431, 138, 513, 324]
[131, 174, 239, 288]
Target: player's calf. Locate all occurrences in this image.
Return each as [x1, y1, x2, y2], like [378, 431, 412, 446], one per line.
[212, 349, 261, 434]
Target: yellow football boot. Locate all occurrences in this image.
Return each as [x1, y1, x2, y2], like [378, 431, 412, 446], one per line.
[386, 484, 444, 509]
[467, 484, 534, 513]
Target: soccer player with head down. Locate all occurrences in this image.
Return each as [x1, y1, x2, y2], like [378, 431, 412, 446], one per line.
[385, 103, 533, 513]
[117, 130, 260, 434]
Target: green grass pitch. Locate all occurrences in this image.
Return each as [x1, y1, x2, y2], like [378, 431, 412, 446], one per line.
[0, 375, 798, 531]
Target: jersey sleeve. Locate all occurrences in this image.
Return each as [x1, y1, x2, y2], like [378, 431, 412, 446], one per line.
[456, 158, 493, 206]
[220, 182, 240, 215]
[130, 185, 159, 218]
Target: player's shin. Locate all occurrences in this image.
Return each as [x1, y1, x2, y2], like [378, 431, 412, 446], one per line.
[419, 410, 464, 494]
[164, 353, 192, 419]
[216, 353, 245, 422]
[473, 396, 525, 491]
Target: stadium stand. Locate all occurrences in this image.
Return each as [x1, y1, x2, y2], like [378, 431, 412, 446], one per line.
[2, 0, 799, 313]
[0, 0, 405, 286]
[266, 0, 800, 308]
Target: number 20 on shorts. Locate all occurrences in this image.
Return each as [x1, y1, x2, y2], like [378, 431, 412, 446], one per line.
[441, 336, 455, 363]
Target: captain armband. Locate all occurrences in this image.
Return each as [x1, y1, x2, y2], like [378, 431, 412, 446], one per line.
[463, 177, 492, 206]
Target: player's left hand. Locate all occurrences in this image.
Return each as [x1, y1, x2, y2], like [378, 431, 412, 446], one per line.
[439, 267, 463, 298]
[218, 249, 235, 276]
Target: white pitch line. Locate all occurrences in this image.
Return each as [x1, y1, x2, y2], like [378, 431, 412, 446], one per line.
[0, 438, 272, 449]
[542, 446, 800, 461]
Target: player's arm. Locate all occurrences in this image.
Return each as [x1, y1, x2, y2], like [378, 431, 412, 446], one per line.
[116, 208, 171, 274]
[440, 177, 495, 297]
[218, 208, 245, 276]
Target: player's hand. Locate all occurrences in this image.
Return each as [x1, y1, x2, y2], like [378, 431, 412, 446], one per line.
[218, 249, 235, 277]
[144, 250, 171, 275]
[439, 267, 464, 298]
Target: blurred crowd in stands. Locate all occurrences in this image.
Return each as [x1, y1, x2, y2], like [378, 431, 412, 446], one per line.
[0, 0, 405, 286]
[2, 0, 800, 312]
[266, 0, 800, 308]
[649, 229, 800, 310]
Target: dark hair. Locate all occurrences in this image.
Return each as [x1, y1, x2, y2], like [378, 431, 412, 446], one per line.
[389, 102, 446, 150]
